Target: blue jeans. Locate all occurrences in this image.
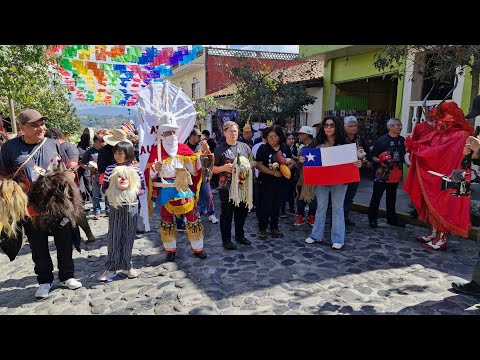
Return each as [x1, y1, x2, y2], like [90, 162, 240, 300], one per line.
[92, 181, 102, 215]
[197, 181, 215, 216]
[309, 184, 347, 245]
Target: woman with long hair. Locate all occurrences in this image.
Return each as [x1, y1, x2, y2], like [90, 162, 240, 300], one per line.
[301, 117, 361, 250]
[255, 125, 296, 240]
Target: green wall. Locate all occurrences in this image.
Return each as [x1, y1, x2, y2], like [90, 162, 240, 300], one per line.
[321, 50, 405, 117]
[331, 51, 400, 83]
[300, 45, 350, 59]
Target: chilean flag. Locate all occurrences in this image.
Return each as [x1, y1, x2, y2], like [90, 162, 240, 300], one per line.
[302, 143, 360, 185]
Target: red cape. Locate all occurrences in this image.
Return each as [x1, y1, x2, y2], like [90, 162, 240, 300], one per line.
[403, 128, 470, 237]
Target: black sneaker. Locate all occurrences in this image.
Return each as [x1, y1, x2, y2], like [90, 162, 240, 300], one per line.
[345, 218, 356, 226]
[369, 220, 378, 228]
[194, 251, 207, 259]
[177, 222, 186, 232]
[223, 241, 238, 250]
[280, 210, 287, 219]
[452, 281, 480, 297]
[235, 237, 251, 245]
[387, 220, 406, 228]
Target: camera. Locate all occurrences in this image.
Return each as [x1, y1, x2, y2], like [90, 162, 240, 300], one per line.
[440, 170, 471, 196]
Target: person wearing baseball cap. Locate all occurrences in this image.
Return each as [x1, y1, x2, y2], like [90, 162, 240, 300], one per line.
[1, 109, 83, 299]
[293, 125, 317, 227]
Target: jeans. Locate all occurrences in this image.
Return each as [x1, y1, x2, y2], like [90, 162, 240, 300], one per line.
[344, 181, 359, 220]
[92, 181, 102, 215]
[197, 181, 215, 216]
[309, 184, 347, 245]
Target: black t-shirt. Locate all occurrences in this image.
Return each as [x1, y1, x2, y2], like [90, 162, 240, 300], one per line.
[346, 134, 370, 159]
[256, 142, 292, 185]
[98, 144, 115, 174]
[207, 138, 217, 153]
[187, 141, 198, 152]
[213, 141, 252, 191]
[372, 133, 406, 183]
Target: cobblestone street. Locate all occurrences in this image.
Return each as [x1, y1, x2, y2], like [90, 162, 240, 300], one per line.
[1, 199, 479, 315]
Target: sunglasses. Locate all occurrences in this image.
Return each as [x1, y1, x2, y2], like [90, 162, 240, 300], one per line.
[324, 123, 335, 128]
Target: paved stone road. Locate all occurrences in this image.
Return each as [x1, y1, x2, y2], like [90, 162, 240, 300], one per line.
[1, 200, 480, 315]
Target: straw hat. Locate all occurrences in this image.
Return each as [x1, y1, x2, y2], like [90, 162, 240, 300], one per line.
[103, 129, 133, 146]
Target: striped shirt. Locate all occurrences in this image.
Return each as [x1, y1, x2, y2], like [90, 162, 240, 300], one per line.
[102, 162, 146, 196]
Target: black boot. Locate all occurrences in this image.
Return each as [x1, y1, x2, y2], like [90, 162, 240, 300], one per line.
[166, 252, 176, 262]
[369, 219, 378, 228]
[194, 251, 207, 259]
[223, 241, 238, 250]
[235, 236, 251, 245]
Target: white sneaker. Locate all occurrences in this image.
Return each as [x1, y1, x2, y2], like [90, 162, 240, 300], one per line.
[332, 243, 344, 250]
[59, 278, 83, 290]
[305, 237, 316, 244]
[35, 283, 52, 299]
[208, 214, 219, 224]
[98, 270, 117, 282]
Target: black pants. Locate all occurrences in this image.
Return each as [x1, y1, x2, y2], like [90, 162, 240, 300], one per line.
[344, 181, 360, 220]
[281, 179, 296, 212]
[367, 181, 399, 222]
[219, 189, 249, 243]
[24, 219, 76, 284]
[257, 181, 285, 231]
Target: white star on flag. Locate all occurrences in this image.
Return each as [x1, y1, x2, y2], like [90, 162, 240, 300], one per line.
[306, 152, 315, 162]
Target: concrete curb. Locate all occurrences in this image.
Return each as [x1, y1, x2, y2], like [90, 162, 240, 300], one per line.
[352, 202, 479, 241]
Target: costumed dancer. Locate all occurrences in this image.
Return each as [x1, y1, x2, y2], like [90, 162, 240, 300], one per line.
[99, 158, 145, 282]
[145, 113, 210, 262]
[404, 84, 474, 250]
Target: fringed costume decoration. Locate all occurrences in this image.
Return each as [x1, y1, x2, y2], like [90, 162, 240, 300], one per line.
[0, 179, 29, 261]
[186, 219, 204, 252]
[0, 179, 29, 238]
[229, 155, 253, 210]
[30, 172, 84, 231]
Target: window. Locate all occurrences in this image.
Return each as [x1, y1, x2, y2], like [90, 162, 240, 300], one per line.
[192, 78, 201, 99]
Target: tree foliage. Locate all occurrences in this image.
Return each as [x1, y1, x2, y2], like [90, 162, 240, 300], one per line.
[193, 96, 220, 124]
[0, 45, 80, 135]
[230, 61, 317, 124]
[373, 45, 480, 109]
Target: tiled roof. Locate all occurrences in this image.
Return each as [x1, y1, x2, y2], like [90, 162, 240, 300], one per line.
[206, 60, 323, 98]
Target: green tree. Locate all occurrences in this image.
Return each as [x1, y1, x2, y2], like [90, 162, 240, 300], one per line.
[230, 62, 316, 124]
[0, 45, 80, 135]
[373, 45, 480, 111]
[193, 96, 220, 126]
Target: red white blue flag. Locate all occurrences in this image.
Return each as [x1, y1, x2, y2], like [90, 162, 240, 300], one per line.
[302, 143, 360, 185]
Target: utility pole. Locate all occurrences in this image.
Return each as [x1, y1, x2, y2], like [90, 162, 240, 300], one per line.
[8, 98, 17, 134]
